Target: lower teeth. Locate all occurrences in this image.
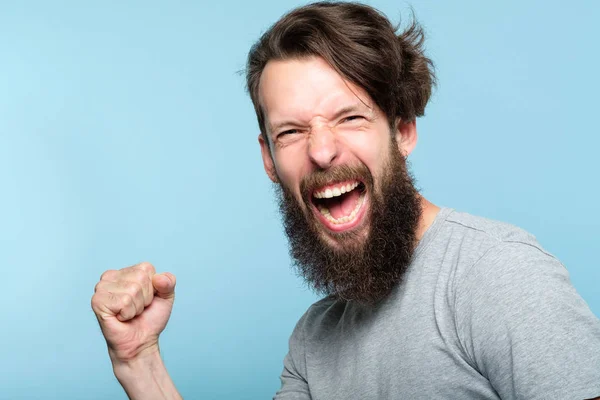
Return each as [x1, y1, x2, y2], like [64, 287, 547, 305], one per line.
[318, 192, 365, 225]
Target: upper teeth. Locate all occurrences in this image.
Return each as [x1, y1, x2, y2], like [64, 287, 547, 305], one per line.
[314, 181, 360, 199]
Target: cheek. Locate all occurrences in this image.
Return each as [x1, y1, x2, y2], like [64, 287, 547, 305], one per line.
[342, 130, 390, 177]
[273, 149, 308, 191]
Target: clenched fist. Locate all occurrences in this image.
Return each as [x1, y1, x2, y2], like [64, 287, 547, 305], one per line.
[91, 262, 176, 365]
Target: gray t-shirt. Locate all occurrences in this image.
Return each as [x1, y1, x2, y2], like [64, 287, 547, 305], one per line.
[274, 208, 600, 399]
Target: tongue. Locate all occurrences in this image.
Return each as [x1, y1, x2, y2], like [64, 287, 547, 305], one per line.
[326, 189, 360, 220]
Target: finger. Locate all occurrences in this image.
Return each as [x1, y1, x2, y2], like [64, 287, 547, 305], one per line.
[115, 293, 137, 321]
[118, 262, 155, 282]
[118, 268, 154, 307]
[133, 261, 156, 277]
[100, 269, 119, 282]
[91, 291, 115, 317]
[91, 291, 137, 322]
[95, 281, 145, 317]
[152, 272, 176, 300]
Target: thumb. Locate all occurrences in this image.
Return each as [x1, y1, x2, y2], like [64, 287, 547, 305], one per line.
[152, 272, 176, 300]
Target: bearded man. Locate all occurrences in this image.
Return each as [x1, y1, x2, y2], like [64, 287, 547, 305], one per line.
[91, 2, 600, 399]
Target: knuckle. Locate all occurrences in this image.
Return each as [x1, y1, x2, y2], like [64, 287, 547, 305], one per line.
[123, 281, 142, 296]
[100, 269, 117, 281]
[91, 292, 111, 312]
[137, 261, 155, 274]
[94, 280, 112, 294]
[132, 269, 148, 284]
[90, 294, 100, 310]
[120, 293, 133, 307]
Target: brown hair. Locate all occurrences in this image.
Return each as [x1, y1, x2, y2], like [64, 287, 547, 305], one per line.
[246, 1, 436, 141]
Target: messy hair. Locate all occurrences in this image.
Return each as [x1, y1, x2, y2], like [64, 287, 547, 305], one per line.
[246, 1, 436, 141]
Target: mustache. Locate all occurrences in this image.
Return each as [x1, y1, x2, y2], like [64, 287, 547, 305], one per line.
[299, 164, 373, 203]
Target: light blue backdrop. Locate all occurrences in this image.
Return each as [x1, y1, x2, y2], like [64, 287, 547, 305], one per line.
[1, 1, 598, 398]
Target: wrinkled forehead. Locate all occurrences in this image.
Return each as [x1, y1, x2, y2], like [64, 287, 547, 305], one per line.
[258, 57, 374, 133]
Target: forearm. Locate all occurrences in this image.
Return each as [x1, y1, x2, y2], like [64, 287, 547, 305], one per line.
[112, 350, 182, 400]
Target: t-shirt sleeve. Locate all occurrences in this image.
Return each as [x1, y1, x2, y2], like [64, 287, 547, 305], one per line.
[454, 242, 600, 400]
[273, 312, 312, 400]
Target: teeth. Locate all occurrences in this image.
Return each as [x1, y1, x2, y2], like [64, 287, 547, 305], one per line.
[318, 206, 331, 217]
[317, 192, 365, 225]
[314, 181, 360, 199]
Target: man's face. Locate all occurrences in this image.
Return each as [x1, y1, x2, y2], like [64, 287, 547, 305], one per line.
[259, 57, 398, 243]
[258, 56, 421, 303]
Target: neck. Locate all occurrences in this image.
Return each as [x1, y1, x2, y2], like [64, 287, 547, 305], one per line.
[415, 196, 440, 242]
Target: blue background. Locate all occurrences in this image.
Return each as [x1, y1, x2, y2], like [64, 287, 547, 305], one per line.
[1, 0, 598, 398]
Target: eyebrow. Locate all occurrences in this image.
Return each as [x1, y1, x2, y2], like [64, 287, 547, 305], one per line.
[269, 104, 367, 134]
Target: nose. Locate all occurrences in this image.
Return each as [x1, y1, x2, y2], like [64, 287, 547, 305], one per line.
[307, 126, 338, 169]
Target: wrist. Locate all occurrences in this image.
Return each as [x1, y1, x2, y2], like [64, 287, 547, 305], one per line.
[112, 344, 162, 378]
[109, 340, 160, 367]
[112, 348, 181, 400]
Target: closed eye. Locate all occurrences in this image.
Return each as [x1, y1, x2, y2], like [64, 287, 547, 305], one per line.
[275, 129, 303, 143]
[342, 115, 364, 123]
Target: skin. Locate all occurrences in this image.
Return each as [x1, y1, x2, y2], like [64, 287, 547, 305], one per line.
[258, 56, 439, 243]
[91, 262, 182, 399]
[90, 56, 439, 399]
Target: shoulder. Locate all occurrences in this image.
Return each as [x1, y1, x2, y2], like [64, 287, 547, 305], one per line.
[444, 215, 600, 399]
[443, 209, 541, 248]
[440, 209, 563, 293]
[438, 209, 557, 268]
[288, 295, 343, 346]
[425, 209, 557, 286]
[442, 213, 587, 336]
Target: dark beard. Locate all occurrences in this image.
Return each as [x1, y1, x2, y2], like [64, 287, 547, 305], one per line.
[275, 144, 422, 305]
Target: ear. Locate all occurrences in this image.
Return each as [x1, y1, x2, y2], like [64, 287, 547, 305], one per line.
[258, 134, 279, 183]
[394, 118, 418, 157]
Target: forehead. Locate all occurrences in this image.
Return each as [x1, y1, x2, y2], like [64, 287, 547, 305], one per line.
[258, 57, 373, 129]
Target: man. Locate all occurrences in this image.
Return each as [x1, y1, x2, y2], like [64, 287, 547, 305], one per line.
[91, 2, 600, 399]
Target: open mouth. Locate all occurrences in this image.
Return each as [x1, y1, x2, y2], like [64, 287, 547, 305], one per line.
[310, 180, 367, 230]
